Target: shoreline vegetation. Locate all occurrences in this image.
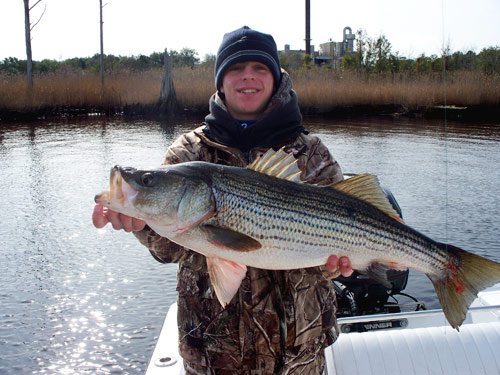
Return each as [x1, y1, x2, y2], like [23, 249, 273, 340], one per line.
[2, 32, 500, 122]
[2, 67, 499, 122]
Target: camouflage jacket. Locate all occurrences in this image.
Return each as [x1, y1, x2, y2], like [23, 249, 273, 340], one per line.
[134, 73, 344, 374]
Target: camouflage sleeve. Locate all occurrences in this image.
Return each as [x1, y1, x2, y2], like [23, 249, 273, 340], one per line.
[132, 128, 204, 264]
[294, 134, 343, 185]
[163, 127, 208, 165]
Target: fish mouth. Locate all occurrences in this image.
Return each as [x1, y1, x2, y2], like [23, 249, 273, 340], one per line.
[94, 166, 126, 206]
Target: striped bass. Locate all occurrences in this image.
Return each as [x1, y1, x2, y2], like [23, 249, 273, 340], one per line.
[95, 148, 500, 330]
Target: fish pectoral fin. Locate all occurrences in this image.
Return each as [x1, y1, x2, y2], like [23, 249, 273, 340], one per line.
[362, 262, 408, 289]
[207, 257, 247, 307]
[201, 224, 262, 252]
[331, 174, 404, 224]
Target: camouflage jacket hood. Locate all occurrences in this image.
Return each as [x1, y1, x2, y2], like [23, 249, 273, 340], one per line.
[134, 82, 344, 373]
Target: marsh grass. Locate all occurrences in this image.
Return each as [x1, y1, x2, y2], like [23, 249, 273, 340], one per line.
[1, 67, 499, 115]
[292, 70, 500, 111]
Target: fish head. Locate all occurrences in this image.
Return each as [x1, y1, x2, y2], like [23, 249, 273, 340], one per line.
[95, 164, 215, 235]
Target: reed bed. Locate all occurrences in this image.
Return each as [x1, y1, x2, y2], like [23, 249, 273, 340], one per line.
[173, 67, 215, 110]
[292, 70, 500, 111]
[1, 68, 499, 115]
[0, 69, 161, 110]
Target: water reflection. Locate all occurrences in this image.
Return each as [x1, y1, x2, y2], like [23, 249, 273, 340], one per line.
[1, 118, 183, 375]
[0, 115, 499, 374]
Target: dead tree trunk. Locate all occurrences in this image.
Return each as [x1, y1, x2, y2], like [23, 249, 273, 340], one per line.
[99, 0, 104, 87]
[23, 0, 46, 100]
[23, 0, 33, 93]
[158, 49, 176, 113]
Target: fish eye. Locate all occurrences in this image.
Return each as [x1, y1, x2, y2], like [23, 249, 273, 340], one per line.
[140, 173, 155, 186]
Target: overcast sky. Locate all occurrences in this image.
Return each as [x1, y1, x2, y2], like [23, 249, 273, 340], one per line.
[1, 0, 499, 62]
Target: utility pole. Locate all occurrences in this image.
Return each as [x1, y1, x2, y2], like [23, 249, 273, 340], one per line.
[305, 0, 311, 56]
[99, 0, 105, 86]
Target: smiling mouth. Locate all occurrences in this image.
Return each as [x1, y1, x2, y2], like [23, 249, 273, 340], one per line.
[239, 89, 259, 94]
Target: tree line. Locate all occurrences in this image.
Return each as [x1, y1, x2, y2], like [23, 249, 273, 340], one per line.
[2, 30, 499, 76]
[0, 47, 208, 75]
[338, 30, 500, 75]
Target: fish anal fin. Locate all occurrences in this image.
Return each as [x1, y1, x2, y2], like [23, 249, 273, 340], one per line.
[201, 224, 262, 252]
[332, 174, 404, 224]
[207, 257, 247, 307]
[362, 262, 407, 289]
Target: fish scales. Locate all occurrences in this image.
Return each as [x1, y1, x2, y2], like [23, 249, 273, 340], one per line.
[207, 165, 447, 273]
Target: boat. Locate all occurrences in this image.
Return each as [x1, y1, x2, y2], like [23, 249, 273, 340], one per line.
[145, 281, 500, 375]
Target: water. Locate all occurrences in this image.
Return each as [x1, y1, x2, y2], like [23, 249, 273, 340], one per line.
[1, 115, 499, 374]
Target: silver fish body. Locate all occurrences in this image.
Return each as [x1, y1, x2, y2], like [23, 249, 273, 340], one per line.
[95, 149, 500, 330]
[186, 163, 441, 273]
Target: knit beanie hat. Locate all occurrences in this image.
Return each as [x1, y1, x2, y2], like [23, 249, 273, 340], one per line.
[214, 26, 281, 91]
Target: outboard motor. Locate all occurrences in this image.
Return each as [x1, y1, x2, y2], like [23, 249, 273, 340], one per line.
[334, 268, 411, 317]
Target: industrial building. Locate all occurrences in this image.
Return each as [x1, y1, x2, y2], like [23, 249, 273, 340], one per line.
[281, 26, 355, 68]
[316, 27, 355, 67]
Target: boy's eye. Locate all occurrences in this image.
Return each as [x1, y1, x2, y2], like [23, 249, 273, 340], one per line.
[226, 62, 270, 74]
[254, 64, 270, 72]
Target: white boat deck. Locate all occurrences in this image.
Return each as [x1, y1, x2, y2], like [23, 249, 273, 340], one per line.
[146, 284, 500, 375]
[328, 317, 500, 375]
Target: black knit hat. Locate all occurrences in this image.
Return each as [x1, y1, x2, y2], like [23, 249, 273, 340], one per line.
[214, 26, 281, 91]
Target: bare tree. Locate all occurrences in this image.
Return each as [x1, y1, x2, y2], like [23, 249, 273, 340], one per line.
[23, 0, 46, 92]
[99, 0, 105, 86]
[441, 37, 453, 72]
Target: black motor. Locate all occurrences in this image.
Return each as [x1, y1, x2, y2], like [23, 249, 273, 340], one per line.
[334, 269, 411, 317]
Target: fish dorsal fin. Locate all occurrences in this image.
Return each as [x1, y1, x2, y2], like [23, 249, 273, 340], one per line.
[249, 149, 403, 223]
[248, 147, 302, 182]
[332, 174, 404, 224]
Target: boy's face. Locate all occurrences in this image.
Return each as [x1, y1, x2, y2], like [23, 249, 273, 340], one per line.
[220, 61, 274, 120]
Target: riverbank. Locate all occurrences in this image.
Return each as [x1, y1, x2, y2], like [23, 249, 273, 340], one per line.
[1, 68, 499, 122]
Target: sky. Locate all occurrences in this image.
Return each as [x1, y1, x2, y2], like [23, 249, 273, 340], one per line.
[1, 0, 499, 62]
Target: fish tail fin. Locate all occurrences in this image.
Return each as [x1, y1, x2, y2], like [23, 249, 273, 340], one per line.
[429, 244, 500, 330]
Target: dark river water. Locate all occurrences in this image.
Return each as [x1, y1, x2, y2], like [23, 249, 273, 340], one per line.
[1, 115, 499, 374]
